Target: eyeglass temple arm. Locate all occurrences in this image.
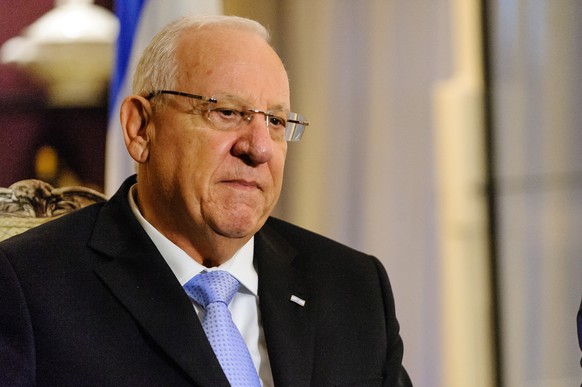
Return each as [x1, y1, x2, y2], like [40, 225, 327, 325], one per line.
[146, 90, 218, 103]
[288, 118, 309, 126]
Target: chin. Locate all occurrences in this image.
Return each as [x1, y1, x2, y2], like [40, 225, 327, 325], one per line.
[206, 201, 272, 238]
[214, 225, 257, 239]
[212, 214, 263, 239]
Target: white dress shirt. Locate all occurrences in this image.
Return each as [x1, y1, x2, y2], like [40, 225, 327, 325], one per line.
[128, 185, 274, 386]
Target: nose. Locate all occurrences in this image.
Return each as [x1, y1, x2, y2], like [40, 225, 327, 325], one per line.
[231, 113, 274, 165]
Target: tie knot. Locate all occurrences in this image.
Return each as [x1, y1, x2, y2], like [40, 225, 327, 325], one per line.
[184, 270, 240, 308]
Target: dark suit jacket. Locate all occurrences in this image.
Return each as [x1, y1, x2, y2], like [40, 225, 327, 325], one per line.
[578, 297, 582, 368]
[0, 176, 411, 386]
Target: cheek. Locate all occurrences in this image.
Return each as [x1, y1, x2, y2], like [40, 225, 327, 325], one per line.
[170, 125, 229, 166]
[178, 133, 239, 197]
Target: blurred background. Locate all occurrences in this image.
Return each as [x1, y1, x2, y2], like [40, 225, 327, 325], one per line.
[0, 0, 580, 386]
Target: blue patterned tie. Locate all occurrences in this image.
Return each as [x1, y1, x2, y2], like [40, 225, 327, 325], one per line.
[183, 270, 261, 387]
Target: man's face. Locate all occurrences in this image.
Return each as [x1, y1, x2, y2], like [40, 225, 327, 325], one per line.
[141, 27, 289, 246]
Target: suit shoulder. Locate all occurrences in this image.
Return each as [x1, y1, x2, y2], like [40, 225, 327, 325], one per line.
[263, 217, 375, 263]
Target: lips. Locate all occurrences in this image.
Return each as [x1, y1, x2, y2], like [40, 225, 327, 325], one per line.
[222, 179, 262, 191]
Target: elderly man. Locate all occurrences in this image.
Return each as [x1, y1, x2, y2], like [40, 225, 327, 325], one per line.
[0, 15, 411, 386]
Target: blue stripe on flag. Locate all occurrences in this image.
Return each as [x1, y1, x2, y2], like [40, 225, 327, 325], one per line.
[105, 0, 222, 196]
[109, 0, 147, 114]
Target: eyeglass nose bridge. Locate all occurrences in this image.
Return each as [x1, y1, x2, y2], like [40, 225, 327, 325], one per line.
[243, 109, 273, 127]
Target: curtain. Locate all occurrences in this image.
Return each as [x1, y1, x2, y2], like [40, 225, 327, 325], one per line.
[260, 1, 492, 385]
[489, 0, 582, 385]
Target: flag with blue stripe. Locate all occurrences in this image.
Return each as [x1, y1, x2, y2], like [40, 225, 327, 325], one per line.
[105, 0, 222, 196]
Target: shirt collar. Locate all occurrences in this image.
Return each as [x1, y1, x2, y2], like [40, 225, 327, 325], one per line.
[128, 184, 258, 296]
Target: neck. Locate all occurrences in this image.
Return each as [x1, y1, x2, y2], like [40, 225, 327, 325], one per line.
[168, 231, 249, 268]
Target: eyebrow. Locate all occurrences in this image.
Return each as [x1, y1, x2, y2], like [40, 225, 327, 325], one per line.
[214, 93, 290, 113]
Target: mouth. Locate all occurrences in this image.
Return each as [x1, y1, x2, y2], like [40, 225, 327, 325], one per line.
[222, 179, 262, 191]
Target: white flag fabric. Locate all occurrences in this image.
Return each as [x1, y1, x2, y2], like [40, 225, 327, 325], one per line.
[105, 0, 223, 196]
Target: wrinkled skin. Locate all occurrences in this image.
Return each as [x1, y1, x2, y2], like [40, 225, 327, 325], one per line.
[121, 26, 289, 266]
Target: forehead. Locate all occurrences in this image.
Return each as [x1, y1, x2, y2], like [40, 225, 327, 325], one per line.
[175, 26, 290, 106]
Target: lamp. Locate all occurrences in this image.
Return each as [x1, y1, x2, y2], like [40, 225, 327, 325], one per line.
[1, 0, 119, 107]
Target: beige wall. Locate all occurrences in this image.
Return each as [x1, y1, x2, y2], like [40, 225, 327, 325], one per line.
[227, 1, 492, 386]
[227, 1, 582, 386]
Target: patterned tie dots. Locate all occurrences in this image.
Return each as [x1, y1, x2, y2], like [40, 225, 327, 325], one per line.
[184, 270, 261, 386]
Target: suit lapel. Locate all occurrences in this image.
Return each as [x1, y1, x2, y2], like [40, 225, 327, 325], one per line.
[88, 178, 229, 387]
[255, 222, 315, 387]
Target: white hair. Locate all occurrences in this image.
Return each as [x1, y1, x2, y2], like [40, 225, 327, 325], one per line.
[132, 15, 270, 97]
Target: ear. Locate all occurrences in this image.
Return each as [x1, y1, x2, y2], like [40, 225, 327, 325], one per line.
[120, 95, 153, 163]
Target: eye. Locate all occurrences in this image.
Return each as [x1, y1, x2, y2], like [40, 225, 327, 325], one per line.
[208, 107, 246, 129]
[268, 114, 286, 128]
[213, 108, 243, 120]
[206, 106, 246, 130]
